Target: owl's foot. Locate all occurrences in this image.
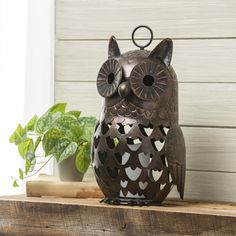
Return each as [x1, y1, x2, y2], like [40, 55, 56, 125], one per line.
[100, 197, 162, 206]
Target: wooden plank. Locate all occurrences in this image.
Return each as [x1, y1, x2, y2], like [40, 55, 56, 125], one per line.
[0, 195, 235, 235]
[56, 39, 236, 83]
[55, 81, 236, 127]
[183, 127, 236, 172]
[55, 81, 101, 117]
[179, 83, 236, 127]
[26, 178, 103, 198]
[56, 0, 236, 39]
[169, 171, 236, 202]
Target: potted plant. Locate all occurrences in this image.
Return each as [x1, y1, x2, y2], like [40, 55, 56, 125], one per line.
[9, 103, 96, 186]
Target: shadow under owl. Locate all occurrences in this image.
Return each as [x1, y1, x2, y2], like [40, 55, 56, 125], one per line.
[92, 26, 186, 205]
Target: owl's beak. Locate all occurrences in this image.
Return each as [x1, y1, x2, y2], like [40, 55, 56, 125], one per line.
[118, 81, 131, 98]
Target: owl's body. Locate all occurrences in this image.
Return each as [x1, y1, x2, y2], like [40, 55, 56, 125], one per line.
[92, 36, 185, 205]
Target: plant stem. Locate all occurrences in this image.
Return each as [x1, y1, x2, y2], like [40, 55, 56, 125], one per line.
[24, 156, 53, 179]
[34, 155, 48, 158]
[32, 160, 51, 165]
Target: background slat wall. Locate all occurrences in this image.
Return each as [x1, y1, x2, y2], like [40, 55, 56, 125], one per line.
[56, 40, 236, 83]
[169, 172, 236, 202]
[55, 0, 236, 202]
[56, 0, 236, 39]
[55, 82, 236, 127]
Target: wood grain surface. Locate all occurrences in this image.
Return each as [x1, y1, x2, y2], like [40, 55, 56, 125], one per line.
[26, 179, 103, 198]
[0, 195, 235, 235]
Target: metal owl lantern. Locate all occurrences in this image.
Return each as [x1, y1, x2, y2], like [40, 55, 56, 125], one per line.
[92, 26, 186, 205]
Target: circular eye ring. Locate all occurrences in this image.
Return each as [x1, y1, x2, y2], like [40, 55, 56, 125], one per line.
[97, 59, 122, 97]
[130, 60, 169, 100]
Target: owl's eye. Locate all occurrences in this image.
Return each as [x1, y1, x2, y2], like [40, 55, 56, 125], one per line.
[97, 59, 122, 97]
[130, 61, 168, 100]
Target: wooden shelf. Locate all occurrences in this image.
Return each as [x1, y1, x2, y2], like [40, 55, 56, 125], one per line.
[0, 195, 235, 235]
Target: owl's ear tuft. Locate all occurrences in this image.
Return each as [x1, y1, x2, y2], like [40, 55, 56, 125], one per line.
[148, 38, 173, 66]
[108, 36, 121, 59]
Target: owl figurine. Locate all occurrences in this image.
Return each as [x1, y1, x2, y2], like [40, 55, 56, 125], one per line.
[92, 28, 186, 205]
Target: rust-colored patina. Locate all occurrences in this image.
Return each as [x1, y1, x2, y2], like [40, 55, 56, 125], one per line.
[92, 26, 186, 205]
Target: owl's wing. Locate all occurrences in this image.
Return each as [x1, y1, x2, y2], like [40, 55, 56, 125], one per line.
[165, 124, 186, 199]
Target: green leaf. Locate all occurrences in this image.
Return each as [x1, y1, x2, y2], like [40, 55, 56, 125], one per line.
[67, 110, 81, 119]
[34, 136, 41, 151]
[9, 124, 26, 145]
[25, 151, 36, 174]
[79, 117, 97, 142]
[25, 158, 36, 174]
[25, 115, 38, 131]
[18, 138, 34, 159]
[79, 117, 97, 127]
[48, 103, 67, 114]
[58, 141, 78, 163]
[42, 128, 64, 156]
[35, 103, 67, 134]
[43, 127, 78, 162]
[25, 159, 31, 174]
[13, 180, 19, 187]
[50, 138, 77, 163]
[75, 143, 91, 173]
[52, 114, 82, 141]
[53, 114, 78, 132]
[35, 112, 62, 134]
[19, 168, 24, 180]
